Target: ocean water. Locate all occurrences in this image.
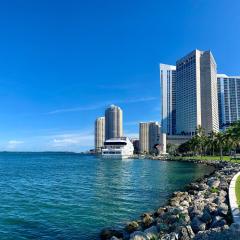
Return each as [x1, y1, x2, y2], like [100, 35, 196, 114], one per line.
[0, 153, 214, 239]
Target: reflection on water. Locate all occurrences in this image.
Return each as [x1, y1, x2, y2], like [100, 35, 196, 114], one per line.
[0, 153, 214, 240]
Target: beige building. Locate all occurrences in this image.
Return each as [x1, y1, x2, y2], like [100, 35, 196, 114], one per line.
[139, 122, 160, 154]
[176, 49, 219, 135]
[105, 105, 123, 140]
[95, 117, 105, 153]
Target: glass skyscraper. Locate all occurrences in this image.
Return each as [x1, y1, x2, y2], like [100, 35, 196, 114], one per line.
[160, 64, 176, 135]
[217, 74, 240, 129]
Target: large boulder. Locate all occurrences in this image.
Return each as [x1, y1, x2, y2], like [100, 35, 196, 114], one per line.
[129, 231, 147, 240]
[126, 221, 140, 233]
[210, 216, 226, 228]
[142, 213, 154, 228]
[207, 178, 220, 188]
[218, 203, 228, 216]
[200, 209, 212, 224]
[100, 228, 124, 240]
[178, 225, 195, 240]
[144, 226, 158, 240]
[191, 216, 206, 233]
[157, 222, 169, 232]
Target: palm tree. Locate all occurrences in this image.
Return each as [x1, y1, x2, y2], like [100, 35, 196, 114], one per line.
[208, 131, 217, 156]
[195, 125, 206, 157]
[215, 132, 227, 161]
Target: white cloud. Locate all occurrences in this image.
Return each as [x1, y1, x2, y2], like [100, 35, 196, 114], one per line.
[50, 133, 94, 149]
[7, 140, 24, 149]
[48, 97, 157, 114]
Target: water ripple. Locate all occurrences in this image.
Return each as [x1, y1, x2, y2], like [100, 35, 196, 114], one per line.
[0, 153, 214, 239]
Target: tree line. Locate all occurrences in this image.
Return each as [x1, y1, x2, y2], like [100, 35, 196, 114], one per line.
[173, 121, 240, 160]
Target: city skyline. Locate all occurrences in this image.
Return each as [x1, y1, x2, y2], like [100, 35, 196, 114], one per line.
[0, 0, 239, 152]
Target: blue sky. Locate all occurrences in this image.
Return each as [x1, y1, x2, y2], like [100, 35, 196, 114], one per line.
[0, 0, 239, 152]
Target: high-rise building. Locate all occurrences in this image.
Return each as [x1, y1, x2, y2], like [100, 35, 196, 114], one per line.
[139, 122, 160, 153]
[139, 123, 149, 153]
[176, 49, 219, 135]
[105, 105, 123, 140]
[149, 122, 161, 152]
[217, 74, 240, 129]
[160, 64, 176, 135]
[95, 117, 105, 153]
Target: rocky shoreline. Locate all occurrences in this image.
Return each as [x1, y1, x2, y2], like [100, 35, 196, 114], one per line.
[100, 159, 240, 240]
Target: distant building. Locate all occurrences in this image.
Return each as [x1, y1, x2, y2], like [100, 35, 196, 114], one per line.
[131, 138, 140, 154]
[139, 123, 149, 153]
[176, 49, 219, 135]
[95, 117, 105, 153]
[105, 105, 123, 140]
[139, 122, 160, 154]
[217, 74, 240, 130]
[160, 64, 176, 135]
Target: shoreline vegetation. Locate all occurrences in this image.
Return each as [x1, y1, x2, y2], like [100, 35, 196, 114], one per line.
[100, 158, 240, 240]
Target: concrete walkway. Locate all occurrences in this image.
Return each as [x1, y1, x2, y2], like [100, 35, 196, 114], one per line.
[229, 172, 240, 223]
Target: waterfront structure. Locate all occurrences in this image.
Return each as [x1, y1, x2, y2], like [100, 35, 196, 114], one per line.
[94, 117, 105, 153]
[217, 74, 240, 130]
[159, 133, 167, 154]
[131, 138, 140, 154]
[105, 105, 123, 140]
[139, 122, 160, 154]
[176, 49, 219, 135]
[102, 137, 134, 159]
[160, 64, 176, 135]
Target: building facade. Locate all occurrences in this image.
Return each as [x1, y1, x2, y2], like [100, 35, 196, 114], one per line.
[105, 105, 123, 140]
[95, 117, 105, 153]
[139, 122, 160, 154]
[139, 122, 149, 153]
[217, 74, 240, 129]
[176, 49, 219, 135]
[160, 64, 176, 135]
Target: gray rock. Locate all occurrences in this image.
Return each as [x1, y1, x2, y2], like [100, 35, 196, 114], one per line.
[178, 225, 195, 240]
[200, 209, 212, 224]
[144, 226, 158, 240]
[126, 221, 140, 233]
[181, 200, 189, 208]
[191, 216, 206, 233]
[157, 222, 169, 232]
[210, 216, 226, 228]
[199, 183, 209, 191]
[142, 213, 154, 228]
[218, 203, 228, 216]
[207, 178, 220, 188]
[129, 231, 147, 240]
[110, 237, 120, 240]
[160, 233, 175, 240]
[100, 228, 124, 240]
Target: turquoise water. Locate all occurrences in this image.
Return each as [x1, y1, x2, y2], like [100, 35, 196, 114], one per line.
[0, 153, 214, 239]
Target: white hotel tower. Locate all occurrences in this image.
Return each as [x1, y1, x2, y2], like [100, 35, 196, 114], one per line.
[176, 50, 219, 135]
[160, 64, 176, 135]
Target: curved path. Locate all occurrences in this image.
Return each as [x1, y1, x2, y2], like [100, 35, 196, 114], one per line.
[229, 172, 240, 224]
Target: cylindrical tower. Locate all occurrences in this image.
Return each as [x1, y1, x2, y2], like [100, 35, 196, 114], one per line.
[105, 105, 123, 140]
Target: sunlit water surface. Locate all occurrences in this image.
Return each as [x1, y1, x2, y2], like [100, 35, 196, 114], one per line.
[0, 153, 214, 239]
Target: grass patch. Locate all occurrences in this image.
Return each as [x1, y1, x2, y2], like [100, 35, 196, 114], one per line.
[210, 187, 219, 193]
[171, 155, 232, 162]
[236, 176, 240, 208]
